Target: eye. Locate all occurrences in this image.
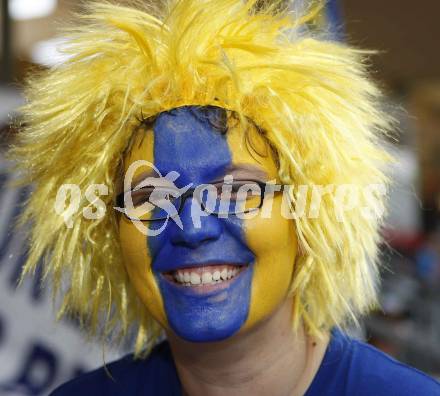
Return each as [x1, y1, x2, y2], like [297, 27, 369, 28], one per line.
[212, 180, 262, 200]
[133, 186, 181, 206]
[130, 187, 154, 206]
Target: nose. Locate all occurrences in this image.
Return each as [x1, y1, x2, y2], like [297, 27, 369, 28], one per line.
[169, 197, 222, 248]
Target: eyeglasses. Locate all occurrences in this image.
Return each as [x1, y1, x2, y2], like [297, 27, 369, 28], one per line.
[116, 180, 282, 222]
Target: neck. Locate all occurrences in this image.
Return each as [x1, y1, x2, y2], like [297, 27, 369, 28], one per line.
[167, 297, 329, 396]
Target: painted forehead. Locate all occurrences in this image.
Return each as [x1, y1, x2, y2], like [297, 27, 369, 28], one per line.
[126, 105, 276, 184]
[153, 106, 232, 186]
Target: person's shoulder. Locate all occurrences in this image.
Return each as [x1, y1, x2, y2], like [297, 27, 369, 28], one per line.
[347, 336, 440, 396]
[49, 341, 181, 396]
[49, 353, 141, 396]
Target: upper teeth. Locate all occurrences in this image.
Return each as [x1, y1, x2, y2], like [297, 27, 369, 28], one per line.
[172, 266, 240, 286]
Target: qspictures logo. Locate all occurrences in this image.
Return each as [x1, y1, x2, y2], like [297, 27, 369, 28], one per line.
[54, 160, 386, 236]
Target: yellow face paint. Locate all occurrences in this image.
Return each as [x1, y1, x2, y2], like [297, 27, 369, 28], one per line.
[119, 131, 169, 329]
[226, 120, 298, 334]
[118, 107, 297, 341]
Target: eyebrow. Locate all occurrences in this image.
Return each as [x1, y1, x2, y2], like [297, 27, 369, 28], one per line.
[127, 163, 268, 191]
[131, 170, 156, 188]
[221, 163, 268, 181]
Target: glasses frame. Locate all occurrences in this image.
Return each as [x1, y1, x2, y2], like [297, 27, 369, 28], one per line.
[116, 180, 288, 222]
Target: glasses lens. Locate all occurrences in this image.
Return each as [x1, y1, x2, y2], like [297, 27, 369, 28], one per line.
[207, 181, 262, 216]
[123, 187, 181, 221]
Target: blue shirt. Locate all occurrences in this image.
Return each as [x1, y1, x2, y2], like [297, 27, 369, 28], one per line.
[50, 331, 440, 395]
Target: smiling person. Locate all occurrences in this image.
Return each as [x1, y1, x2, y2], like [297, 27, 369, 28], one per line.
[9, 1, 440, 395]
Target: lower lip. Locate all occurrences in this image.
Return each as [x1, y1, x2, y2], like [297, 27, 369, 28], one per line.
[160, 265, 249, 295]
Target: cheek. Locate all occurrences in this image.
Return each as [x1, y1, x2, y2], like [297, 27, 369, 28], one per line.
[240, 197, 297, 330]
[119, 218, 168, 328]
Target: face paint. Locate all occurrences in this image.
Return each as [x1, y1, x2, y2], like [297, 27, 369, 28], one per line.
[119, 106, 297, 342]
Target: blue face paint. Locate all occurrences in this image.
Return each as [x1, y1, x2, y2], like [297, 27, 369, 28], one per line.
[148, 106, 255, 342]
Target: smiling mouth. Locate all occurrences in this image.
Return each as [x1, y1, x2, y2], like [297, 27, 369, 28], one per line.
[162, 263, 249, 288]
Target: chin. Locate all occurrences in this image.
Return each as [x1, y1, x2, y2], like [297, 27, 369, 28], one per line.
[157, 263, 254, 342]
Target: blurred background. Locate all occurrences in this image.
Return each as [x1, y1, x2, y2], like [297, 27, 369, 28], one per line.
[0, 0, 439, 394]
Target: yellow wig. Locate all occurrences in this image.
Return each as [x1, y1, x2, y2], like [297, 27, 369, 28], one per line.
[10, 0, 392, 354]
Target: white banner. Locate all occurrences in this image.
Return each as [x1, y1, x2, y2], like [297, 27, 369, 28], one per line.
[0, 155, 120, 395]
